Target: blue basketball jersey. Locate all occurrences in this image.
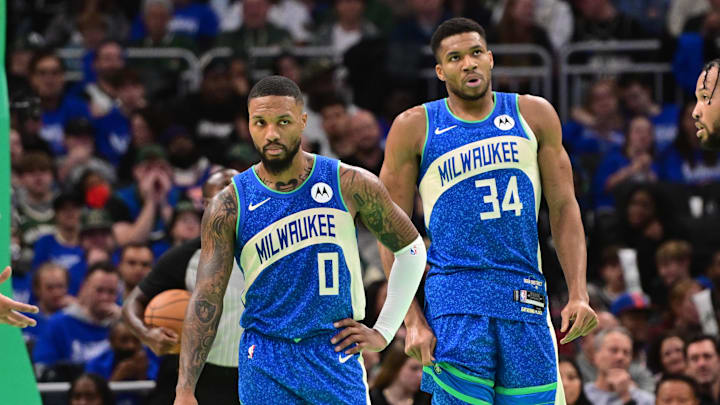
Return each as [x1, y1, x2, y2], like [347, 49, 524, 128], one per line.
[418, 92, 547, 324]
[231, 155, 365, 340]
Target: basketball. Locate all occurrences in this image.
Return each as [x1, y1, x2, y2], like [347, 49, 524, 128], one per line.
[144, 289, 192, 353]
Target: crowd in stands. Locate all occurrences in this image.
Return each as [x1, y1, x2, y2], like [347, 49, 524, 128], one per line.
[7, 0, 720, 404]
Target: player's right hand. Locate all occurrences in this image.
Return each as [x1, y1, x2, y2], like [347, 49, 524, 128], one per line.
[145, 326, 180, 355]
[404, 318, 436, 366]
[332, 319, 388, 354]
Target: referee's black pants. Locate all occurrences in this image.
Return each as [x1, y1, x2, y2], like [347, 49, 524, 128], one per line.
[146, 355, 240, 404]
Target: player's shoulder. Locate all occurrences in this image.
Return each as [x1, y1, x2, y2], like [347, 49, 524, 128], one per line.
[391, 105, 427, 132]
[386, 105, 427, 154]
[337, 162, 385, 214]
[517, 94, 561, 139]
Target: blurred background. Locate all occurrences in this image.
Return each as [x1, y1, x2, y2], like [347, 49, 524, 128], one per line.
[7, 0, 720, 404]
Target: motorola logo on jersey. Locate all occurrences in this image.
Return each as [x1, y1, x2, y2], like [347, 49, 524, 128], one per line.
[311, 182, 333, 203]
[494, 115, 515, 131]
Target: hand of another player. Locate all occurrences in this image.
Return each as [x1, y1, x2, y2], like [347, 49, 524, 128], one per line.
[560, 299, 598, 344]
[405, 318, 437, 366]
[0, 266, 39, 328]
[145, 326, 180, 355]
[332, 319, 388, 354]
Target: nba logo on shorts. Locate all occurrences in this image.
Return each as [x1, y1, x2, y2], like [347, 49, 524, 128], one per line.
[311, 182, 333, 203]
[248, 345, 256, 359]
[494, 115, 515, 131]
[409, 245, 417, 255]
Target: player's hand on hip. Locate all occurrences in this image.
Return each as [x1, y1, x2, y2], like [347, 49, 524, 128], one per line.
[560, 299, 598, 344]
[405, 318, 436, 366]
[145, 326, 180, 355]
[0, 266, 39, 328]
[332, 318, 388, 354]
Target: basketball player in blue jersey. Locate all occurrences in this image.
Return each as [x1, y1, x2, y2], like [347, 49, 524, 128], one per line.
[174, 75, 427, 405]
[693, 59, 720, 150]
[378, 18, 599, 404]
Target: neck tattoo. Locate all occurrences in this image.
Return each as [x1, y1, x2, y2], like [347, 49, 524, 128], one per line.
[260, 156, 313, 192]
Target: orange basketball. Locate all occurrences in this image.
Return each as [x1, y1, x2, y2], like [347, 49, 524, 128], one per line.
[144, 289, 192, 353]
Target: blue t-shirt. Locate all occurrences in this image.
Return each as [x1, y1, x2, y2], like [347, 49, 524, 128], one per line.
[130, 2, 218, 41]
[93, 106, 131, 165]
[657, 147, 720, 185]
[562, 120, 624, 157]
[85, 347, 159, 380]
[22, 310, 51, 345]
[40, 96, 92, 155]
[651, 104, 679, 151]
[32, 307, 111, 367]
[591, 150, 659, 210]
[32, 234, 88, 297]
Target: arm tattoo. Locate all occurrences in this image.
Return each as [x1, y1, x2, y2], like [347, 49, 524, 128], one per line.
[177, 186, 236, 393]
[340, 166, 417, 252]
[258, 156, 314, 192]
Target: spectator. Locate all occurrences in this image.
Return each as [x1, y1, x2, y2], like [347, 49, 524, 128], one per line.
[229, 56, 251, 100]
[668, 280, 704, 336]
[656, 240, 695, 293]
[76, 171, 114, 210]
[79, 210, 117, 266]
[32, 193, 86, 297]
[33, 263, 120, 379]
[369, 340, 430, 405]
[168, 201, 201, 246]
[584, 327, 655, 405]
[647, 333, 687, 378]
[57, 118, 116, 187]
[572, 0, 650, 42]
[14, 151, 56, 256]
[591, 115, 658, 211]
[86, 321, 158, 382]
[564, 79, 625, 159]
[225, 143, 260, 173]
[610, 292, 653, 356]
[10, 92, 52, 154]
[117, 107, 167, 184]
[655, 374, 703, 405]
[9, 128, 24, 188]
[317, 92, 353, 158]
[131, 0, 219, 51]
[28, 50, 91, 155]
[43, 1, 127, 49]
[85, 40, 126, 119]
[588, 246, 626, 310]
[106, 145, 178, 257]
[658, 101, 720, 185]
[619, 75, 680, 151]
[165, 127, 212, 199]
[344, 109, 384, 175]
[174, 59, 246, 162]
[614, 0, 670, 37]
[685, 336, 720, 404]
[313, 0, 380, 61]
[559, 356, 593, 405]
[23, 263, 72, 348]
[216, 0, 292, 59]
[68, 373, 116, 405]
[117, 244, 154, 301]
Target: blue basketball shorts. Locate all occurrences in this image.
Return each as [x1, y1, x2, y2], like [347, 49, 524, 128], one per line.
[421, 314, 565, 405]
[237, 330, 370, 405]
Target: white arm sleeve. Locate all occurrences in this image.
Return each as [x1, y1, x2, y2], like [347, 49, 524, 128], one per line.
[372, 235, 426, 345]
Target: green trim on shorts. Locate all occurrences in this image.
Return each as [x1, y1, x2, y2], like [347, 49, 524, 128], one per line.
[423, 366, 492, 405]
[494, 381, 557, 395]
[439, 362, 494, 387]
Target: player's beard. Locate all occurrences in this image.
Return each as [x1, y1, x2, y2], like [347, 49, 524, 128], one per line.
[700, 119, 720, 150]
[257, 137, 302, 175]
[447, 78, 489, 101]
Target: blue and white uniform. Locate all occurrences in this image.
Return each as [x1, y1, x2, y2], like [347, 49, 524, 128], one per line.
[231, 155, 369, 404]
[418, 93, 564, 404]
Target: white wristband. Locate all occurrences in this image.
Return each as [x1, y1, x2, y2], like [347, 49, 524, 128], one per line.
[372, 235, 426, 345]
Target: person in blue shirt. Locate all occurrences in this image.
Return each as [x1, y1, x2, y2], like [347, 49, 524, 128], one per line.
[23, 263, 72, 349]
[619, 74, 679, 152]
[658, 101, 720, 184]
[33, 263, 121, 377]
[131, 0, 219, 51]
[28, 50, 92, 156]
[592, 115, 659, 211]
[32, 193, 87, 298]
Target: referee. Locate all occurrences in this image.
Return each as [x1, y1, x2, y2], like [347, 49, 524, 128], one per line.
[122, 168, 244, 404]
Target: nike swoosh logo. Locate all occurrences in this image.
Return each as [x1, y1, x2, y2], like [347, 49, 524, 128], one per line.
[434, 125, 457, 135]
[338, 353, 354, 363]
[248, 198, 271, 211]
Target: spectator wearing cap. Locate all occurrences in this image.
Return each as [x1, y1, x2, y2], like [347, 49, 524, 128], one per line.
[80, 210, 117, 268]
[10, 92, 52, 154]
[31, 193, 88, 299]
[685, 335, 720, 405]
[57, 118, 116, 187]
[117, 244, 154, 302]
[168, 201, 201, 247]
[584, 327, 655, 405]
[93, 68, 148, 166]
[174, 59, 246, 163]
[131, 0, 219, 51]
[105, 145, 178, 258]
[33, 262, 120, 380]
[312, 0, 380, 61]
[610, 292, 654, 359]
[28, 50, 92, 155]
[217, 0, 291, 63]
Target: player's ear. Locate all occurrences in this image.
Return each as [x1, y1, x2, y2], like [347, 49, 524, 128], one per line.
[435, 64, 446, 82]
[301, 112, 308, 129]
[488, 50, 494, 70]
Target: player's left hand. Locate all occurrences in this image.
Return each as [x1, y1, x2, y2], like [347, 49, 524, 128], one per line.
[0, 266, 39, 328]
[559, 298, 598, 344]
[332, 319, 388, 354]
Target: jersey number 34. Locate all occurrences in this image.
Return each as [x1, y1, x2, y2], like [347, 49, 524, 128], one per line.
[475, 175, 523, 220]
